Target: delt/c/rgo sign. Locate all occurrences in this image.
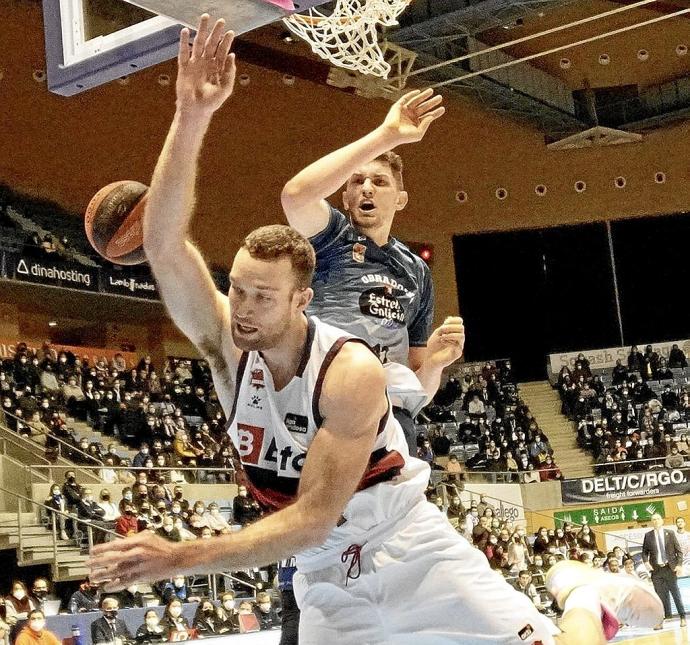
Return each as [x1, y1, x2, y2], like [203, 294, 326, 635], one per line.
[561, 469, 690, 504]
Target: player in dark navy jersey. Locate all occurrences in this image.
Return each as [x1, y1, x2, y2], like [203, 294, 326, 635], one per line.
[282, 93, 464, 453]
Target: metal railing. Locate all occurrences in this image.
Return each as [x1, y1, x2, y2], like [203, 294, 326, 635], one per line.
[590, 453, 689, 474]
[27, 463, 237, 485]
[0, 484, 122, 572]
[1, 408, 103, 465]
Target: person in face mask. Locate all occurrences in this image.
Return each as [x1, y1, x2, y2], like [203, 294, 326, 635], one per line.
[68, 579, 100, 614]
[115, 504, 139, 537]
[44, 485, 69, 540]
[161, 577, 201, 605]
[29, 579, 56, 613]
[193, 599, 221, 637]
[216, 592, 239, 634]
[91, 597, 132, 645]
[204, 503, 231, 534]
[5, 581, 36, 630]
[14, 610, 61, 645]
[117, 583, 144, 610]
[62, 471, 82, 510]
[135, 609, 166, 644]
[189, 502, 210, 536]
[254, 592, 280, 630]
[160, 599, 190, 640]
[156, 515, 182, 543]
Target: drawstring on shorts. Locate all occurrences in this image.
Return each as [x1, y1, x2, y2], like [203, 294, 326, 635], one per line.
[341, 544, 362, 585]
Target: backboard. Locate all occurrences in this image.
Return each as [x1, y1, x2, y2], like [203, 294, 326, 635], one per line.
[43, 0, 330, 96]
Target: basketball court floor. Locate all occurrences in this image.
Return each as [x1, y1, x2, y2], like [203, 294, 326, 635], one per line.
[617, 623, 689, 644]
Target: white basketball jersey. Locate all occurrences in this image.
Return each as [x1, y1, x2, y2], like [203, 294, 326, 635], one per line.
[226, 316, 429, 561]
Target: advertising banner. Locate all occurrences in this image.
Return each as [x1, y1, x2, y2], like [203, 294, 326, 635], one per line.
[6, 251, 98, 292]
[561, 469, 690, 504]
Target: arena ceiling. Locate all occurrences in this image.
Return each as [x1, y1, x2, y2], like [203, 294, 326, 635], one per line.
[43, 0, 689, 139]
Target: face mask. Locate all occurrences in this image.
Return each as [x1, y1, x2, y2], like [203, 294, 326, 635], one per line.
[101, 494, 110, 501]
[33, 590, 48, 599]
[163, 525, 173, 533]
[259, 604, 271, 613]
[104, 610, 118, 619]
[127, 586, 138, 594]
[146, 619, 159, 629]
[13, 590, 25, 600]
[29, 621, 45, 633]
[52, 490, 60, 496]
[68, 476, 76, 483]
[175, 492, 183, 499]
[173, 579, 185, 589]
[124, 493, 132, 501]
[203, 607, 214, 615]
[141, 448, 149, 455]
[194, 507, 204, 515]
[223, 601, 235, 611]
[170, 608, 182, 618]
[172, 507, 181, 514]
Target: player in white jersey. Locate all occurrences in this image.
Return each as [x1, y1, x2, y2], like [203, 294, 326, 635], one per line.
[87, 15, 663, 644]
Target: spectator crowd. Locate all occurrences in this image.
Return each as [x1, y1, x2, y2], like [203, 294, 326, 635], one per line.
[556, 344, 690, 474]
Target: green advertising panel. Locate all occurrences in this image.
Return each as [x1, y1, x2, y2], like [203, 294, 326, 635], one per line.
[554, 501, 664, 527]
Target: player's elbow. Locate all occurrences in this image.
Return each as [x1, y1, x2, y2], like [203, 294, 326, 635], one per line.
[280, 181, 311, 212]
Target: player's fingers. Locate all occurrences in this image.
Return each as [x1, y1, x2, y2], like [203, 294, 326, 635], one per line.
[397, 89, 422, 107]
[221, 53, 236, 88]
[216, 31, 234, 64]
[415, 94, 443, 115]
[204, 18, 226, 58]
[178, 28, 191, 66]
[192, 14, 211, 58]
[89, 533, 148, 558]
[444, 316, 464, 325]
[406, 87, 434, 108]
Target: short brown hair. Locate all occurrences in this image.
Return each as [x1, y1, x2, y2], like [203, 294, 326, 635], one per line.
[242, 225, 315, 289]
[374, 151, 404, 190]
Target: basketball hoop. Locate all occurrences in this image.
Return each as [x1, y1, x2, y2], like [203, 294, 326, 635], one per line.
[283, 0, 411, 78]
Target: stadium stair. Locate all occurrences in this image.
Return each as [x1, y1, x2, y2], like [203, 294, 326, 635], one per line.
[66, 417, 138, 462]
[519, 381, 594, 479]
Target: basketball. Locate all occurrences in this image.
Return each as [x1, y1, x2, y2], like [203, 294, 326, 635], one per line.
[84, 180, 149, 265]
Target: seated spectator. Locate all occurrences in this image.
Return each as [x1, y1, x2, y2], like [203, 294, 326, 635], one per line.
[215, 592, 239, 634]
[91, 596, 132, 645]
[5, 581, 36, 634]
[157, 515, 182, 542]
[606, 555, 621, 573]
[99, 458, 119, 484]
[173, 516, 197, 541]
[160, 577, 200, 605]
[193, 599, 222, 638]
[670, 344, 688, 369]
[416, 439, 434, 464]
[665, 445, 685, 469]
[512, 570, 545, 612]
[115, 503, 139, 537]
[44, 483, 69, 540]
[173, 429, 202, 466]
[97, 489, 120, 522]
[29, 579, 57, 615]
[117, 585, 144, 610]
[75, 488, 108, 544]
[205, 503, 231, 534]
[232, 486, 260, 526]
[68, 579, 100, 614]
[538, 455, 563, 482]
[532, 527, 551, 555]
[444, 454, 465, 483]
[254, 592, 279, 630]
[529, 555, 547, 587]
[576, 525, 598, 551]
[61, 470, 82, 511]
[14, 610, 60, 645]
[135, 609, 167, 644]
[159, 599, 191, 641]
[623, 557, 641, 578]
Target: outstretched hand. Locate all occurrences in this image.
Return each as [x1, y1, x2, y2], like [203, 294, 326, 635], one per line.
[87, 531, 182, 592]
[380, 88, 445, 146]
[176, 14, 236, 116]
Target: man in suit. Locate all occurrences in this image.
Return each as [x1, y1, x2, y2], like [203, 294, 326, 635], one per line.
[90, 596, 133, 645]
[642, 513, 687, 628]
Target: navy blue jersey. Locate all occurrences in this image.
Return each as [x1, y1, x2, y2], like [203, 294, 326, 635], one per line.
[308, 205, 434, 366]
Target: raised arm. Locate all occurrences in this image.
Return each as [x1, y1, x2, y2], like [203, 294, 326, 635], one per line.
[87, 344, 388, 587]
[143, 16, 240, 407]
[281, 89, 445, 237]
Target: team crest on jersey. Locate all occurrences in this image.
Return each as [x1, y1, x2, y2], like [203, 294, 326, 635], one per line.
[352, 242, 366, 263]
[251, 369, 265, 389]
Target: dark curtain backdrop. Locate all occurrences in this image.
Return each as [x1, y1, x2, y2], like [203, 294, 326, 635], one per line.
[453, 222, 619, 381]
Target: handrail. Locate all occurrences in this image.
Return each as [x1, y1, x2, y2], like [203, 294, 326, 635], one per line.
[591, 453, 688, 471]
[0, 484, 123, 541]
[217, 572, 258, 592]
[29, 464, 237, 474]
[0, 424, 51, 466]
[1, 409, 103, 465]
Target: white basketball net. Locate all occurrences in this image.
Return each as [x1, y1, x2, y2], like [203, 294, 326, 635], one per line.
[283, 0, 411, 78]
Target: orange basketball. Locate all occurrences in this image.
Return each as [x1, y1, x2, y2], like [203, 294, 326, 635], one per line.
[84, 180, 148, 265]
